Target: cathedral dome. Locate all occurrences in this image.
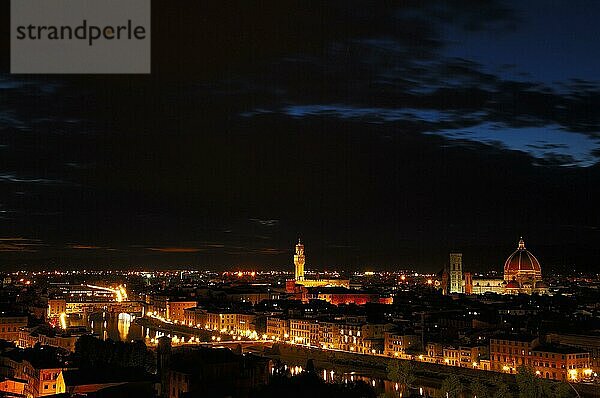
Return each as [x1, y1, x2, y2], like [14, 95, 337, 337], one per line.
[504, 238, 542, 282]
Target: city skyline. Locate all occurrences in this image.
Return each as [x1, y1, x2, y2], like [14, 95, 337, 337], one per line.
[0, 235, 588, 277]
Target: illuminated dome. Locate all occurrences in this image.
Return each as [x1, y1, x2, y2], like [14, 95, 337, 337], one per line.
[503, 238, 542, 283]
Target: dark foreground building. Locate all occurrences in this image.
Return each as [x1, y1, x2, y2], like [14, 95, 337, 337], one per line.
[159, 341, 271, 398]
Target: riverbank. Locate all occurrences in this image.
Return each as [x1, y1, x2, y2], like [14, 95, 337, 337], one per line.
[135, 317, 600, 397]
[135, 316, 239, 342]
[265, 344, 600, 398]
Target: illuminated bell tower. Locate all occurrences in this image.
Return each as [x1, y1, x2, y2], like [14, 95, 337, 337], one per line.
[294, 239, 305, 281]
[449, 252, 463, 293]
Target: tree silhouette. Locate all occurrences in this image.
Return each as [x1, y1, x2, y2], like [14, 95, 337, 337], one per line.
[551, 383, 576, 398]
[489, 376, 513, 398]
[306, 358, 316, 374]
[439, 374, 464, 398]
[516, 365, 543, 398]
[74, 335, 152, 370]
[493, 383, 513, 398]
[470, 379, 490, 398]
[387, 360, 416, 389]
[516, 366, 576, 398]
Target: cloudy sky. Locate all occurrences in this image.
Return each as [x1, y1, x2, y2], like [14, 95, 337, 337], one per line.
[1, 1, 599, 272]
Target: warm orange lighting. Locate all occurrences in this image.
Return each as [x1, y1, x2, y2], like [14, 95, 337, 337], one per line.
[59, 312, 67, 330]
[569, 369, 578, 380]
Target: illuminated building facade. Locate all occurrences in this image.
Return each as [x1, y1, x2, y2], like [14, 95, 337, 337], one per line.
[294, 239, 305, 281]
[338, 322, 390, 354]
[547, 333, 600, 371]
[0, 314, 28, 343]
[266, 317, 289, 341]
[165, 300, 197, 322]
[449, 253, 463, 293]
[306, 287, 380, 305]
[289, 318, 318, 345]
[384, 332, 420, 357]
[47, 299, 66, 319]
[0, 377, 26, 396]
[458, 345, 487, 368]
[531, 345, 591, 381]
[446, 238, 548, 295]
[464, 272, 473, 294]
[18, 326, 86, 352]
[427, 342, 444, 359]
[0, 354, 65, 397]
[471, 279, 505, 294]
[318, 321, 340, 349]
[201, 310, 256, 334]
[490, 335, 592, 381]
[183, 307, 208, 327]
[443, 346, 460, 366]
[490, 335, 539, 373]
[287, 239, 350, 291]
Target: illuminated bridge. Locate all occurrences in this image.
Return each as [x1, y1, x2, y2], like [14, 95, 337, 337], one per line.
[47, 284, 144, 318]
[64, 300, 143, 315]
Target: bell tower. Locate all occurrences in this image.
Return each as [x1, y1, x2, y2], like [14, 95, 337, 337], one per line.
[294, 239, 305, 281]
[449, 252, 463, 293]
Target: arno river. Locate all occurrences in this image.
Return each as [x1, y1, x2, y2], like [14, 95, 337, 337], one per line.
[66, 312, 440, 397]
[67, 312, 149, 342]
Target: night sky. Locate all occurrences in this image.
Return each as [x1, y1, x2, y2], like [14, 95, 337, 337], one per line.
[1, 1, 600, 272]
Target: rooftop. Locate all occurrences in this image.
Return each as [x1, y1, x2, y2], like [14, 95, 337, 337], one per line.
[532, 344, 589, 354]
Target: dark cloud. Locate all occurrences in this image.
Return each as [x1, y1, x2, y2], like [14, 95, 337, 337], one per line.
[0, 237, 43, 252]
[1, 1, 599, 270]
[526, 143, 569, 150]
[68, 244, 112, 250]
[249, 219, 280, 227]
[147, 247, 203, 253]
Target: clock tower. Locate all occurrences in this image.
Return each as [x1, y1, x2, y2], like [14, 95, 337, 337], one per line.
[294, 239, 305, 281]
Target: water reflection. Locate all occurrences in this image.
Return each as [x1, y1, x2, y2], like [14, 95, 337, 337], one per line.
[282, 362, 438, 397]
[67, 312, 151, 342]
[118, 313, 131, 341]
